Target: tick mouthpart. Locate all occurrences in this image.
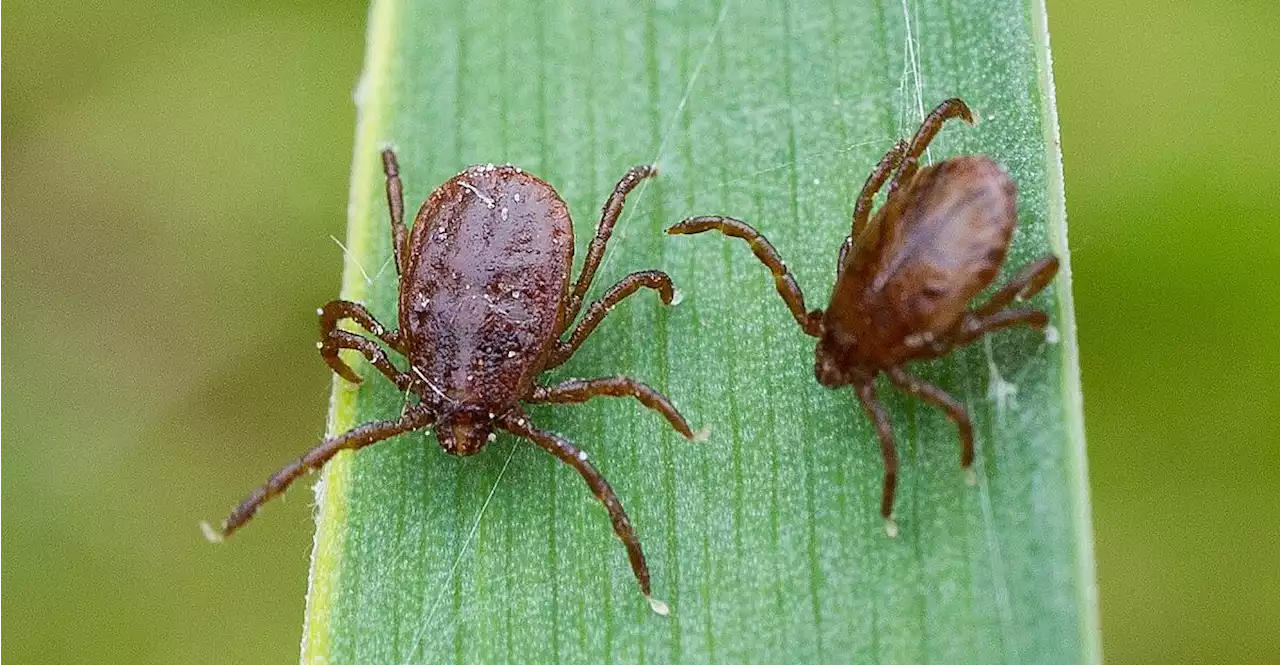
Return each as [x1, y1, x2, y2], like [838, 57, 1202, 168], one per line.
[437, 409, 495, 456]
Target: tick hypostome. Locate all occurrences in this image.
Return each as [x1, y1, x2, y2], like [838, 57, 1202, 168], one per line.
[206, 151, 705, 616]
[667, 98, 1060, 536]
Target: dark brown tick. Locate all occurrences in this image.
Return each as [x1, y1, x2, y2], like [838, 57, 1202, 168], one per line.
[206, 150, 705, 615]
[667, 98, 1060, 536]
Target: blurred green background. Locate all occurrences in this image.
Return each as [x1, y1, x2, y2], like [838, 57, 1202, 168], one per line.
[3, 0, 1277, 663]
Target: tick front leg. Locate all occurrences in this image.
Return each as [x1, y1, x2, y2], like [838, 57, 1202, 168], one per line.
[528, 376, 703, 441]
[854, 380, 901, 536]
[666, 216, 822, 336]
[318, 299, 405, 381]
[380, 148, 410, 276]
[888, 98, 975, 195]
[564, 164, 659, 324]
[204, 406, 435, 541]
[841, 139, 908, 270]
[970, 255, 1060, 318]
[500, 413, 670, 616]
[547, 270, 675, 369]
[887, 367, 975, 471]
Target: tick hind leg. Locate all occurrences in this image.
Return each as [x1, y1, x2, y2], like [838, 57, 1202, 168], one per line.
[887, 367, 975, 472]
[204, 407, 435, 541]
[958, 309, 1050, 347]
[528, 376, 703, 441]
[888, 98, 976, 195]
[318, 300, 406, 383]
[547, 270, 675, 369]
[666, 216, 822, 336]
[970, 255, 1060, 318]
[854, 380, 901, 537]
[500, 413, 671, 616]
[563, 164, 659, 325]
[957, 255, 1060, 345]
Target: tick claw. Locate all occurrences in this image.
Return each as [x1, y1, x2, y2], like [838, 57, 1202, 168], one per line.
[691, 426, 711, 443]
[884, 518, 900, 539]
[965, 468, 978, 486]
[646, 595, 671, 616]
[200, 521, 225, 544]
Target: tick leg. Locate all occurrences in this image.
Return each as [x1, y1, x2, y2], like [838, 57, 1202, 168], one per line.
[546, 270, 675, 369]
[887, 367, 975, 469]
[318, 299, 405, 381]
[957, 309, 1049, 346]
[320, 330, 416, 392]
[528, 376, 700, 440]
[666, 216, 822, 336]
[888, 98, 975, 195]
[840, 139, 908, 274]
[854, 380, 901, 536]
[564, 164, 658, 325]
[971, 255, 1060, 318]
[206, 406, 435, 541]
[500, 413, 669, 615]
[380, 148, 409, 276]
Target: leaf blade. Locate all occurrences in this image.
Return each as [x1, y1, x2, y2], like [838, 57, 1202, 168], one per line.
[302, 1, 1099, 663]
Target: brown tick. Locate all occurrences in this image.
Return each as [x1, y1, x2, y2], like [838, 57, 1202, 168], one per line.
[667, 98, 1059, 535]
[206, 150, 704, 615]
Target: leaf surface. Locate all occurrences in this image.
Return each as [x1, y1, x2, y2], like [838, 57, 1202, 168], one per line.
[302, 1, 1098, 663]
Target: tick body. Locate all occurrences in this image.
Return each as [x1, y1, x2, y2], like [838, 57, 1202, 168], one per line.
[668, 98, 1059, 534]
[208, 151, 701, 615]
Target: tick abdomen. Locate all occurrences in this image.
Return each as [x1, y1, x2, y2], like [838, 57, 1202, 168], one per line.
[400, 165, 573, 408]
[831, 155, 1018, 363]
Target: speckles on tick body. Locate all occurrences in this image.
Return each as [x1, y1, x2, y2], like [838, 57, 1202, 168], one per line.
[457, 179, 496, 208]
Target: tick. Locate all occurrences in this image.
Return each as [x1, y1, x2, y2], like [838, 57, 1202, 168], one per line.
[667, 98, 1059, 535]
[207, 149, 704, 615]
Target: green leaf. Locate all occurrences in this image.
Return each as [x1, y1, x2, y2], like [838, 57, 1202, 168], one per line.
[301, 0, 1098, 663]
